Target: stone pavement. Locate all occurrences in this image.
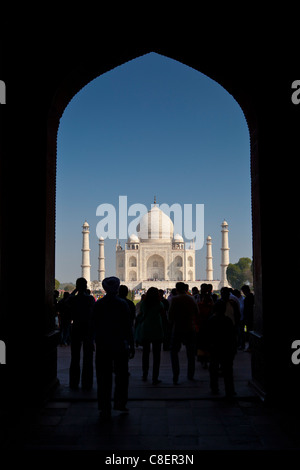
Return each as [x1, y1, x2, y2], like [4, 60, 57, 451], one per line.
[3, 345, 300, 453]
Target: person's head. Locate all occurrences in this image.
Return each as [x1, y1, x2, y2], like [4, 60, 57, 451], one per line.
[200, 283, 208, 295]
[145, 287, 160, 305]
[158, 289, 165, 300]
[241, 285, 250, 296]
[176, 282, 186, 294]
[192, 286, 199, 295]
[102, 276, 120, 295]
[76, 277, 87, 293]
[220, 286, 230, 301]
[232, 289, 241, 298]
[118, 284, 129, 298]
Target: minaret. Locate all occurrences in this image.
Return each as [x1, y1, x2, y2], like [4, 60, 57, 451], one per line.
[220, 220, 230, 287]
[81, 221, 91, 287]
[206, 235, 213, 281]
[98, 236, 105, 282]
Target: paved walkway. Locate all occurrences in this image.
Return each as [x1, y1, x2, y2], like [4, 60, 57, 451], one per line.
[3, 345, 300, 452]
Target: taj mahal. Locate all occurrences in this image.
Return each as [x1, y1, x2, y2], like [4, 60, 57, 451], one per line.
[81, 201, 230, 292]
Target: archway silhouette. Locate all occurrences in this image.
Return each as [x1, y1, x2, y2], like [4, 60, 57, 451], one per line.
[1, 32, 299, 431]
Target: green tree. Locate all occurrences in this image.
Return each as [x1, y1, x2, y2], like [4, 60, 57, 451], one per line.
[59, 282, 76, 292]
[226, 257, 253, 289]
[55, 279, 60, 290]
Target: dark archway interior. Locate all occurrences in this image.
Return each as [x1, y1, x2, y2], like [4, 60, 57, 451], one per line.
[1, 39, 299, 419]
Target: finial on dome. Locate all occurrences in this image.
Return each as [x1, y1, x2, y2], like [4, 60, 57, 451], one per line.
[154, 195, 157, 205]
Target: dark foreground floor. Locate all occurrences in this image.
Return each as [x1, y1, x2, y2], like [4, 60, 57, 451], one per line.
[2, 344, 300, 457]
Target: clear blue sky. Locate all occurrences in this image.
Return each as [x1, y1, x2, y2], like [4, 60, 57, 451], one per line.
[55, 52, 252, 284]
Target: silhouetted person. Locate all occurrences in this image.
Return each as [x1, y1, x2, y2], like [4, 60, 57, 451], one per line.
[184, 283, 192, 295]
[138, 287, 164, 384]
[207, 283, 213, 297]
[159, 289, 171, 350]
[118, 284, 136, 327]
[233, 288, 245, 350]
[192, 286, 200, 303]
[135, 293, 146, 317]
[196, 287, 214, 368]
[220, 287, 240, 330]
[134, 294, 146, 347]
[53, 289, 60, 328]
[199, 283, 208, 300]
[167, 288, 177, 305]
[92, 276, 134, 419]
[168, 281, 199, 384]
[241, 285, 254, 350]
[67, 277, 95, 390]
[57, 291, 71, 345]
[207, 299, 237, 399]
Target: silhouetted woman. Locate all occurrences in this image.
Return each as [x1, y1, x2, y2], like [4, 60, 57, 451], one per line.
[138, 287, 164, 384]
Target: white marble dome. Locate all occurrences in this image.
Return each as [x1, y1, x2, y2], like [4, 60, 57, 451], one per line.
[137, 205, 174, 241]
[128, 234, 140, 243]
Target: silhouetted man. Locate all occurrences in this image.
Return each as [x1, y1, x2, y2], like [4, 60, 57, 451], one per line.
[57, 291, 71, 345]
[67, 277, 95, 390]
[220, 287, 240, 328]
[159, 289, 171, 350]
[118, 284, 136, 327]
[92, 276, 135, 419]
[241, 284, 254, 350]
[207, 299, 237, 399]
[168, 281, 199, 384]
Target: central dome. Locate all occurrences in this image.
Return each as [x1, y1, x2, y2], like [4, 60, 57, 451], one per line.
[137, 205, 174, 241]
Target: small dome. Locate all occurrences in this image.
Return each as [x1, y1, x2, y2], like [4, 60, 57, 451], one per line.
[83, 220, 89, 227]
[174, 233, 184, 242]
[128, 234, 140, 243]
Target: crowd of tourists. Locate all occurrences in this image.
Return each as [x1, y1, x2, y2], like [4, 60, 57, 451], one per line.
[54, 277, 254, 419]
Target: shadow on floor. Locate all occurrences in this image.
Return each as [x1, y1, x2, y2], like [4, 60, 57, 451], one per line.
[2, 345, 300, 453]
